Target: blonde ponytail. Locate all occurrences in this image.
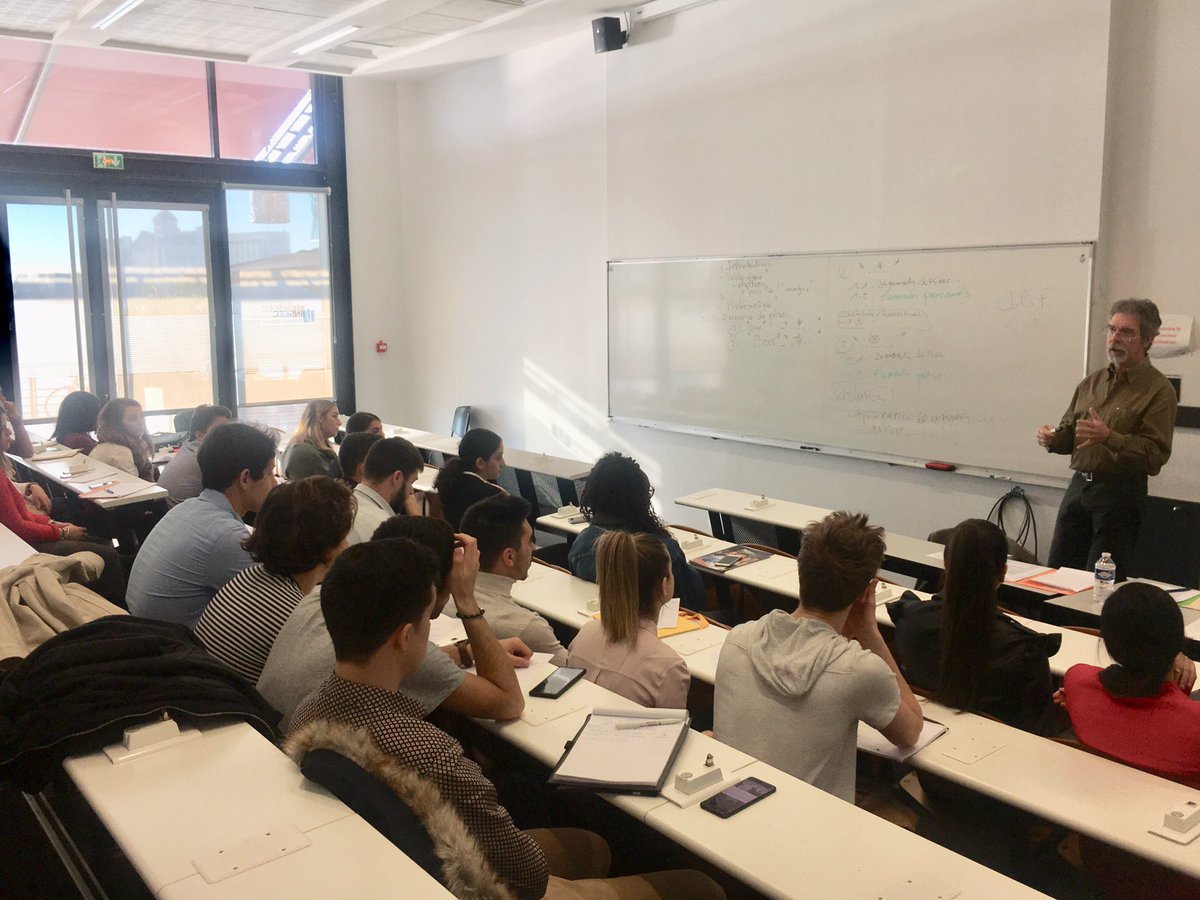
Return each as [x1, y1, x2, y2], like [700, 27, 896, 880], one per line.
[596, 530, 670, 645]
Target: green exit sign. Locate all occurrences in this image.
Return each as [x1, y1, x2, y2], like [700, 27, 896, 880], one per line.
[92, 152, 125, 170]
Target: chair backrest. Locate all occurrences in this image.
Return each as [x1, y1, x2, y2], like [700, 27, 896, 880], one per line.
[450, 405, 472, 438]
[299, 748, 443, 881]
[173, 409, 194, 435]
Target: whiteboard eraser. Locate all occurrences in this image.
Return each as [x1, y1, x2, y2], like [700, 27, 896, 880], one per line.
[1164, 799, 1200, 833]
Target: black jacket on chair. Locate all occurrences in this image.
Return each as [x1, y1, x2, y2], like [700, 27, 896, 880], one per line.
[0, 616, 281, 791]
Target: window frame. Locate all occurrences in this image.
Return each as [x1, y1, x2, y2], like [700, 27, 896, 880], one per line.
[0, 71, 354, 423]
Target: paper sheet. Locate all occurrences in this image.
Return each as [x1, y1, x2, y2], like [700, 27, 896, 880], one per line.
[1024, 566, 1094, 593]
[857, 719, 948, 761]
[1003, 560, 1054, 583]
[656, 598, 680, 629]
[428, 614, 468, 647]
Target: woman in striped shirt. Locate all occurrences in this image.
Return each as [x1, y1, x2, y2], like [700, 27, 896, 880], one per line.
[194, 476, 354, 682]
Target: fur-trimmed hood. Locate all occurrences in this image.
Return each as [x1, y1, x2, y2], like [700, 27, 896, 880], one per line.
[285, 719, 517, 900]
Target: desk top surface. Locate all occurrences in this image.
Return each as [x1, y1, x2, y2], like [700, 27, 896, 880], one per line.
[385, 425, 592, 481]
[11, 449, 167, 508]
[64, 722, 449, 897]
[0, 522, 36, 567]
[913, 698, 1200, 879]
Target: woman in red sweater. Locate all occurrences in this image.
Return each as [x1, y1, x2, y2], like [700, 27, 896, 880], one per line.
[0, 411, 125, 604]
[1063, 582, 1200, 781]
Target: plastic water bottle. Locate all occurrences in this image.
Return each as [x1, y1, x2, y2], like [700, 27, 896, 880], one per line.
[1093, 552, 1116, 607]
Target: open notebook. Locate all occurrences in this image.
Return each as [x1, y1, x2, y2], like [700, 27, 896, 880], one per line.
[549, 707, 690, 795]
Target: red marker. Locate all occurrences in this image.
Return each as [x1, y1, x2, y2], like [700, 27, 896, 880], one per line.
[925, 461, 956, 471]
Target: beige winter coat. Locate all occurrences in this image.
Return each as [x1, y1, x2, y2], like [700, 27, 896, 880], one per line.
[0, 552, 126, 661]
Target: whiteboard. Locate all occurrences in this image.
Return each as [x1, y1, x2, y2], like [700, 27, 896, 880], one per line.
[608, 244, 1094, 481]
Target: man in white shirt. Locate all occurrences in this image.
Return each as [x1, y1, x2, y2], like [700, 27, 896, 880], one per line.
[460, 494, 568, 664]
[347, 437, 424, 545]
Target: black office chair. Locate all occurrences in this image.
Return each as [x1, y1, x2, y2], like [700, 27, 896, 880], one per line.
[450, 405, 472, 438]
[299, 749, 443, 882]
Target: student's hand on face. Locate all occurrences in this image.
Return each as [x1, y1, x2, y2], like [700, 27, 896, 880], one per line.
[1171, 652, 1197, 694]
[448, 533, 481, 607]
[498, 637, 533, 667]
[842, 583, 878, 640]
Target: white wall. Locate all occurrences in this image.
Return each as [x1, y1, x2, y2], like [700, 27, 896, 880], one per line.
[1095, 0, 1200, 503]
[343, 0, 1198, 561]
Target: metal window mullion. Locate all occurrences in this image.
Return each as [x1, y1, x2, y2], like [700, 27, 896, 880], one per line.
[62, 190, 87, 393]
[108, 194, 133, 398]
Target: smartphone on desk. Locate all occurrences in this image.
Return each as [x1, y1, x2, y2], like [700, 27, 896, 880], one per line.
[700, 777, 776, 818]
[529, 666, 585, 699]
[568, 514, 588, 524]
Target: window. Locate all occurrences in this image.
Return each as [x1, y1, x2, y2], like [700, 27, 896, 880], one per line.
[227, 188, 333, 405]
[215, 64, 314, 164]
[103, 203, 216, 411]
[1, 40, 211, 157]
[4, 198, 90, 421]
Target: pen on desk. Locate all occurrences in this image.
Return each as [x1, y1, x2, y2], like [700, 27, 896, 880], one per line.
[615, 719, 679, 730]
[1167, 588, 1195, 594]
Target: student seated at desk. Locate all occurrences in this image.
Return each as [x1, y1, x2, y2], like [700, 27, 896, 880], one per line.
[127, 423, 277, 627]
[282, 399, 343, 480]
[344, 410, 384, 436]
[714, 511, 923, 803]
[1062, 582, 1200, 782]
[0, 408, 126, 604]
[348, 437, 423, 544]
[194, 477, 353, 682]
[286, 538, 724, 900]
[887, 519, 1061, 735]
[157, 404, 232, 507]
[50, 390, 101, 454]
[337, 431, 381, 487]
[568, 530, 689, 708]
[433, 427, 506, 530]
[258, 516, 530, 725]
[91, 398, 156, 480]
[459, 494, 567, 664]
[568, 452, 705, 610]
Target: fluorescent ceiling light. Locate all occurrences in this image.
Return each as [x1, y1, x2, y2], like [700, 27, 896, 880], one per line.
[292, 26, 360, 56]
[94, 0, 147, 31]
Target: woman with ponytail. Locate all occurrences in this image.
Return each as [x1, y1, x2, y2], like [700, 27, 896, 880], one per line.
[567, 530, 690, 708]
[1063, 582, 1200, 779]
[433, 428, 505, 529]
[887, 519, 1060, 733]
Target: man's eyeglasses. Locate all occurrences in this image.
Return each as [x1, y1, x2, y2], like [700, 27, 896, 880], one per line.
[1106, 325, 1140, 342]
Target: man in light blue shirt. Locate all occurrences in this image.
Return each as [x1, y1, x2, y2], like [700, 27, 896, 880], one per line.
[127, 423, 278, 627]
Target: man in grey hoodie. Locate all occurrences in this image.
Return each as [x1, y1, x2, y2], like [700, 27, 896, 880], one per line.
[714, 511, 923, 802]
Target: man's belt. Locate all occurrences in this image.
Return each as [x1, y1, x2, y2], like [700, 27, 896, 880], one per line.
[1074, 470, 1146, 484]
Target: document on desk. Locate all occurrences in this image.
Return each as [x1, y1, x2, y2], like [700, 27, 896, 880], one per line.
[1002, 560, 1054, 583]
[428, 614, 468, 647]
[857, 718, 948, 762]
[1019, 566, 1094, 594]
[549, 707, 690, 794]
[78, 481, 157, 500]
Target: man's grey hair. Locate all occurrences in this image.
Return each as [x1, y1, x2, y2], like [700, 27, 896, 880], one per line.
[1110, 298, 1162, 342]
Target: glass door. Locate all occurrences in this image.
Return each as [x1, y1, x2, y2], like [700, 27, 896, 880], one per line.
[1, 195, 91, 422]
[99, 198, 217, 414]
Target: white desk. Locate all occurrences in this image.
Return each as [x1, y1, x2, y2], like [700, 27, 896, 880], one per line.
[10, 449, 168, 510]
[0, 522, 37, 567]
[645, 758, 1045, 899]
[677, 487, 946, 573]
[385, 424, 592, 482]
[476, 678, 1040, 898]
[63, 722, 450, 898]
[909, 699, 1200, 881]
